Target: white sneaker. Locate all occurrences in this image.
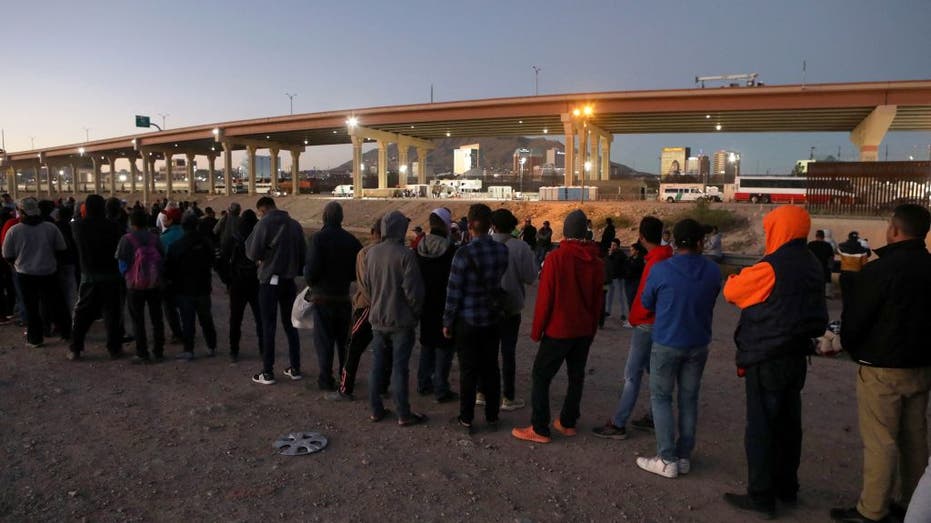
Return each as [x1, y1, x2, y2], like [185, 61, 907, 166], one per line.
[677, 458, 690, 475]
[636, 456, 678, 478]
[500, 398, 526, 411]
[622, 321, 633, 329]
[475, 393, 486, 406]
[283, 368, 303, 381]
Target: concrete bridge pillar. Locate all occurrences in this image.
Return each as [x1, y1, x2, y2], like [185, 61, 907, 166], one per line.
[69, 164, 78, 196]
[246, 145, 257, 195]
[269, 147, 279, 191]
[351, 136, 363, 199]
[851, 105, 897, 161]
[164, 152, 173, 200]
[107, 156, 118, 196]
[416, 147, 427, 184]
[562, 119, 575, 186]
[129, 157, 138, 194]
[92, 157, 102, 195]
[600, 137, 611, 181]
[186, 153, 195, 194]
[398, 145, 409, 188]
[290, 150, 300, 195]
[207, 154, 217, 196]
[141, 156, 150, 207]
[377, 141, 388, 189]
[222, 142, 233, 196]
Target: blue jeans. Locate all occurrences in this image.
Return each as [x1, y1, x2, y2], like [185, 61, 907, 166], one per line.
[417, 344, 454, 397]
[649, 343, 709, 462]
[369, 328, 415, 419]
[611, 324, 653, 427]
[605, 279, 628, 317]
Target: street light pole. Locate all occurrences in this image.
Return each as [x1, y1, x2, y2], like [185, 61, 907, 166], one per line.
[285, 92, 297, 115]
[82, 127, 90, 142]
[532, 65, 541, 95]
[158, 113, 169, 130]
[519, 156, 526, 194]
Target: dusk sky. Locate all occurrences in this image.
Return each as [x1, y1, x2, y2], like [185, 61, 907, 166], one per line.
[3, 0, 930, 173]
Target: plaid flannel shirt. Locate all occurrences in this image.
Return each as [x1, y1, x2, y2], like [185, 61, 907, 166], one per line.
[443, 235, 509, 328]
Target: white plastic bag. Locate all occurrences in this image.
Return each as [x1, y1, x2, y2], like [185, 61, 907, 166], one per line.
[291, 286, 315, 329]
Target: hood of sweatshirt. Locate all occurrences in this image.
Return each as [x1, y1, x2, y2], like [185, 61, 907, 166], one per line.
[763, 205, 811, 255]
[664, 252, 715, 280]
[559, 239, 600, 261]
[381, 210, 409, 241]
[417, 232, 452, 258]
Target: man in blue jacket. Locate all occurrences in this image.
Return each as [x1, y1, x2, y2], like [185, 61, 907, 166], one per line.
[635, 218, 721, 479]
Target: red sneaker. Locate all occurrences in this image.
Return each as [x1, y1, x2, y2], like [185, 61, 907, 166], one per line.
[553, 419, 577, 437]
[511, 426, 551, 444]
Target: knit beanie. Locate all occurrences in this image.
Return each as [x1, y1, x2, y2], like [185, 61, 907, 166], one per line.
[563, 210, 588, 239]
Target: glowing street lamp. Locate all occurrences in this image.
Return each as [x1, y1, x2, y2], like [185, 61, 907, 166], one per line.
[519, 156, 527, 193]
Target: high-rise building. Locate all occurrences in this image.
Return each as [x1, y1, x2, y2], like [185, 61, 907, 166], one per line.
[238, 155, 279, 180]
[454, 144, 480, 175]
[712, 150, 740, 177]
[545, 147, 564, 168]
[661, 147, 690, 178]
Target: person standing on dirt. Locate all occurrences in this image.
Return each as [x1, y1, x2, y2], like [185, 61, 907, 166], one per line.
[831, 205, 931, 523]
[478, 209, 536, 412]
[808, 230, 836, 298]
[69, 194, 124, 360]
[519, 217, 537, 250]
[722, 205, 827, 520]
[304, 201, 362, 390]
[2, 197, 72, 350]
[363, 210, 426, 426]
[219, 209, 262, 363]
[160, 207, 185, 344]
[443, 204, 509, 433]
[325, 216, 392, 402]
[536, 220, 553, 266]
[247, 196, 306, 385]
[599, 217, 616, 256]
[635, 219, 721, 479]
[165, 211, 218, 361]
[604, 238, 630, 323]
[116, 209, 166, 363]
[414, 209, 458, 403]
[511, 209, 604, 444]
[592, 217, 672, 440]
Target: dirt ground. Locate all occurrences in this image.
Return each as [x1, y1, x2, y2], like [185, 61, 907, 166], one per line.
[1, 265, 882, 522]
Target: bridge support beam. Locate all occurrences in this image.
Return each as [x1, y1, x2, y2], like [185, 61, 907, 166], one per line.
[92, 158, 102, 195]
[398, 145, 409, 188]
[850, 105, 897, 161]
[141, 156, 150, 207]
[108, 156, 118, 196]
[269, 147, 279, 193]
[222, 142, 233, 196]
[290, 150, 300, 195]
[416, 147, 428, 184]
[246, 145, 257, 195]
[129, 157, 138, 194]
[186, 153, 196, 194]
[164, 152, 173, 200]
[562, 118, 575, 186]
[377, 141, 388, 189]
[351, 136, 363, 199]
[207, 154, 217, 196]
[600, 136, 612, 181]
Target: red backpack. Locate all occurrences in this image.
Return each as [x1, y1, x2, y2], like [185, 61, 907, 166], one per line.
[125, 233, 162, 290]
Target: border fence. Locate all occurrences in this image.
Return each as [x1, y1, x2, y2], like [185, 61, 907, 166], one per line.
[806, 161, 931, 216]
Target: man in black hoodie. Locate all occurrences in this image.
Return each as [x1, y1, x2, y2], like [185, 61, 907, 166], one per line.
[69, 194, 124, 360]
[831, 205, 931, 523]
[415, 208, 458, 403]
[304, 201, 362, 390]
[166, 211, 218, 361]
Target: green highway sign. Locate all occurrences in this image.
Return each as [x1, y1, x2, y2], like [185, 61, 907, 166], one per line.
[135, 115, 150, 128]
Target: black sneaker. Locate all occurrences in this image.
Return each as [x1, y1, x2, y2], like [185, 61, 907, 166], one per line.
[451, 416, 475, 435]
[724, 493, 775, 520]
[592, 421, 628, 440]
[828, 507, 884, 523]
[252, 372, 275, 385]
[631, 414, 655, 432]
[324, 391, 355, 402]
[434, 391, 459, 404]
[130, 355, 151, 365]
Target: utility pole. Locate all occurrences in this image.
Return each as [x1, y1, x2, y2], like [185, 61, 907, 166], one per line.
[285, 92, 297, 115]
[158, 113, 169, 130]
[29, 137, 35, 149]
[430, 84, 434, 103]
[809, 146, 815, 160]
[82, 127, 90, 142]
[535, 66, 541, 96]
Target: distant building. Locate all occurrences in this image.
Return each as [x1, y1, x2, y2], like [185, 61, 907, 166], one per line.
[454, 144, 480, 175]
[713, 150, 740, 177]
[239, 154, 279, 180]
[512, 147, 544, 176]
[661, 147, 690, 178]
[545, 147, 565, 168]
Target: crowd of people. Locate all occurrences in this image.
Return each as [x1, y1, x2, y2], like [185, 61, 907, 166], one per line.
[2, 192, 929, 522]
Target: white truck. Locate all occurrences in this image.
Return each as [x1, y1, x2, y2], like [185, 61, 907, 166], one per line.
[332, 184, 354, 197]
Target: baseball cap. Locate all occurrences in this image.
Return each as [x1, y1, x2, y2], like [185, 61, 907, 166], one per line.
[20, 197, 40, 217]
[431, 207, 452, 230]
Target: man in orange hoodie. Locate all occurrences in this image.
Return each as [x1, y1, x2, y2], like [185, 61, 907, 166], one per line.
[512, 210, 605, 443]
[722, 206, 828, 519]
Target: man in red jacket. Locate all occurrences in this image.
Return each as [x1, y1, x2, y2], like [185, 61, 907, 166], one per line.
[512, 210, 605, 443]
[593, 216, 673, 440]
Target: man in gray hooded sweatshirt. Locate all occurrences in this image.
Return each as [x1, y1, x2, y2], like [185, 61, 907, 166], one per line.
[363, 210, 426, 426]
[246, 197, 306, 385]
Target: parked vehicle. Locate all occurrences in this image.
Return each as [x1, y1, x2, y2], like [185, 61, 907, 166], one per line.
[332, 184, 354, 197]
